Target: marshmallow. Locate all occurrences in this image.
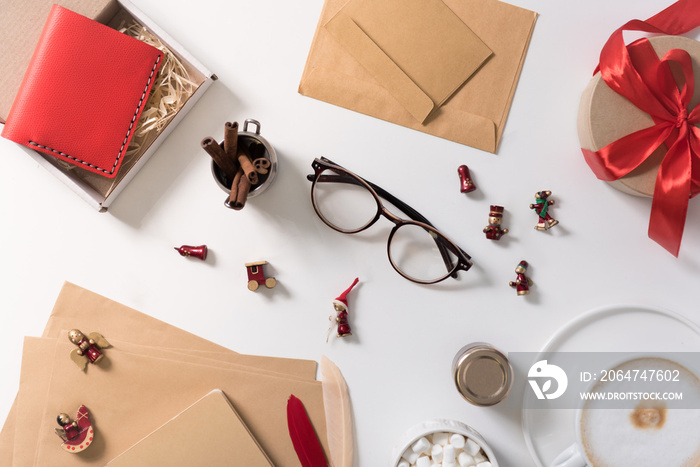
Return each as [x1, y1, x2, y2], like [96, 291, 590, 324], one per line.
[431, 443, 444, 462]
[449, 433, 466, 449]
[416, 456, 432, 467]
[475, 463, 492, 467]
[397, 461, 410, 467]
[413, 437, 432, 455]
[432, 432, 449, 446]
[443, 444, 456, 462]
[458, 451, 476, 467]
[401, 448, 419, 464]
[441, 462, 456, 467]
[473, 452, 487, 464]
[464, 439, 481, 456]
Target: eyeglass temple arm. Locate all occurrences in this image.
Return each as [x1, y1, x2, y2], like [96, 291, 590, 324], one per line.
[308, 173, 468, 276]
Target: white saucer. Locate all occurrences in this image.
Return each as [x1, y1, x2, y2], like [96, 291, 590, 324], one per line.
[521, 304, 700, 467]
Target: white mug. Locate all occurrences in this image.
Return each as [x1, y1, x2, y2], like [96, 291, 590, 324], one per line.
[550, 356, 700, 467]
[390, 419, 498, 467]
[548, 408, 592, 467]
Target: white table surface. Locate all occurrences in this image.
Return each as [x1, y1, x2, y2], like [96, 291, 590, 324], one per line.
[2, 0, 700, 466]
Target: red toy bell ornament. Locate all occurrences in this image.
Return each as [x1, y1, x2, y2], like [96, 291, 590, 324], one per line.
[174, 244, 208, 261]
[457, 165, 477, 193]
[328, 278, 359, 341]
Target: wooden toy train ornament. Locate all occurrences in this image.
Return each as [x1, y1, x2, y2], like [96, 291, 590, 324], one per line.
[245, 261, 277, 291]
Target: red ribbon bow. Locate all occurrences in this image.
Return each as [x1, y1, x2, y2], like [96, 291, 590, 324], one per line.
[581, 0, 700, 256]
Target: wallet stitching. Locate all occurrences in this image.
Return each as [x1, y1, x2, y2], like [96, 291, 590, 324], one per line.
[28, 54, 162, 175]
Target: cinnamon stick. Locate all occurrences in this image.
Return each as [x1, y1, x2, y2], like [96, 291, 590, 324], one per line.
[201, 136, 238, 179]
[228, 167, 243, 206]
[224, 121, 238, 158]
[237, 146, 259, 185]
[235, 176, 252, 210]
[230, 167, 252, 210]
[252, 157, 270, 174]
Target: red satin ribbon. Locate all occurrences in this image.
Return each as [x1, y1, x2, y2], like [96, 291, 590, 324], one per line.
[582, 0, 700, 256]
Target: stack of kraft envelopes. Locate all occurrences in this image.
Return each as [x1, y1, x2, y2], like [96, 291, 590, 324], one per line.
[299, 0, 537, 153]
[0, 282, 329, 466]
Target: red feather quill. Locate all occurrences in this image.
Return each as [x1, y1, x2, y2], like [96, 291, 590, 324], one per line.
[287, 394, 329, 467]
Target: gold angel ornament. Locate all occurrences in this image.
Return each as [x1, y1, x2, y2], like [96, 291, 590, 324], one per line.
[68, 329, 110, 371]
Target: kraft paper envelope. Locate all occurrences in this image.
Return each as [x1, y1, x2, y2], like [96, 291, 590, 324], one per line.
[15, 338, 55, 465]
[0, 403, 15, 465]
[107, 390, 273, 466]
[15, 336, 316, 465]
[325, 0, 492, 123]
[14, 339, 53, 466]
[1, 282, 318, 466]
[299, 0, 537, 153]
[43, 282, 318, 377]
[21, 338, 328, 466]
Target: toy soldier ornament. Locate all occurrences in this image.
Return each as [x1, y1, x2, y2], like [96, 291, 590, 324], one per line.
[483, 205, 509, 240]
[68, 329, 110, 371]
[327, 278, 359, 341]
[509, 260, 533, 296]
[55, 405, 95, 453]
[530, 190, 558, 230]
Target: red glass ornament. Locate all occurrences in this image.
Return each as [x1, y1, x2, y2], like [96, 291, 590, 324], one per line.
[174, 245, 208, 261]
[457, 165, 477, 193]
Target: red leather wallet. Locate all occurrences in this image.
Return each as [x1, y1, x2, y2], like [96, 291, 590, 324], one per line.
[1, 5, 162, 178]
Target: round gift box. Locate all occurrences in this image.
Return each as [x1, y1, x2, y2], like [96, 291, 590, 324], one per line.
[577, 35, 700, 197]
[389, 419, 498, 467]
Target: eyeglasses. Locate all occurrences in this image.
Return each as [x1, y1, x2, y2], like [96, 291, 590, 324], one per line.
[307, 157, 472, 284]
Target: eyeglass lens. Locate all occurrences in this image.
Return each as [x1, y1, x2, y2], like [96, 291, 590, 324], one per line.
[313, 167, 458, 283]
[312, 168, 378, 232]
[389, 224, 457, 283]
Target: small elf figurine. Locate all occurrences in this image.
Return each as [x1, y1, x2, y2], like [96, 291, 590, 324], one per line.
[483, 205, 508, 240]
[327, 278, 359, 341]
[530, 190, 558, 230]
[68, 329, 111, 371]
[509, 260, 533, 296]
[55, 405, 95, 453]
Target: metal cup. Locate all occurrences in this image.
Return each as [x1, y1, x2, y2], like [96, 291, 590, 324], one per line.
[211, 119, 278, 209]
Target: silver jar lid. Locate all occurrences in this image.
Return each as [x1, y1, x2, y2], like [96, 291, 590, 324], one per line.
[452, 343, 513, 406]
